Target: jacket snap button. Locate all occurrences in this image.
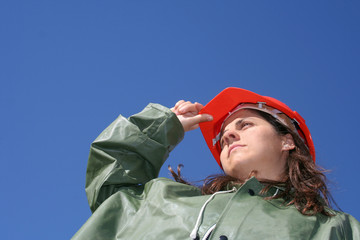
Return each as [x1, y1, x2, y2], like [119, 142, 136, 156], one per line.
[219, 235, 228, 240]
[248, 189, 255, 196]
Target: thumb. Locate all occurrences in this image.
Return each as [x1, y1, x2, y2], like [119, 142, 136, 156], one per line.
[190, 114, 213, 125]
[185, 114, 213, 132]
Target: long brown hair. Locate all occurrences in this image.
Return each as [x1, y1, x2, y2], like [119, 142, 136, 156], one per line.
[169, 110, 336, 216]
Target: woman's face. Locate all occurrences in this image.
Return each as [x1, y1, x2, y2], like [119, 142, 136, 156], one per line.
[219, 109, 294, 181]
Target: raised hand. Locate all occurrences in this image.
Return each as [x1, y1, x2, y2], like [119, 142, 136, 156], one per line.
[171, 100, 213, 132]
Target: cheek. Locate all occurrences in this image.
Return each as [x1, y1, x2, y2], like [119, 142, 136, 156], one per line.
[246, 128, 283, 153]
[219, 147, 234, 173]
[257, 132, 283, 153]
[219, 148, 227, 164]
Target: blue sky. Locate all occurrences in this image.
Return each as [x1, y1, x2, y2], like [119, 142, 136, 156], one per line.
[1, 1, 360, 239]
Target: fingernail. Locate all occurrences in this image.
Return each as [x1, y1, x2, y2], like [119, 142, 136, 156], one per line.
[207, 115, 213, 121]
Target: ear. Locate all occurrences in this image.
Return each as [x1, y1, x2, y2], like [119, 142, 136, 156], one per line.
[281, 133, 295, 151]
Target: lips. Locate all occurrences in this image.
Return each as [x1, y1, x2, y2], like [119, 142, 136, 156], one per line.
[228, 144, 246, 156]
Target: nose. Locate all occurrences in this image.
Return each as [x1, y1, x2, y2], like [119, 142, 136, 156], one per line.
[221, 129, 240, 147]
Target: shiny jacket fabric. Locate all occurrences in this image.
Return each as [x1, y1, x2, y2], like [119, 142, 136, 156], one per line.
[72, 103, 360, 240]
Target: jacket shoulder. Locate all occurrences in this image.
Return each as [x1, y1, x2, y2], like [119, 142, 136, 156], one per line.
[312, 209, 360, 239]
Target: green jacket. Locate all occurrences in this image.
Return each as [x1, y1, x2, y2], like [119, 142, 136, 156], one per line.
[72, 103, 360, 240]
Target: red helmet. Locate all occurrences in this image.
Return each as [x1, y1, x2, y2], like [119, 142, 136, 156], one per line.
[199, 87, 315, 168]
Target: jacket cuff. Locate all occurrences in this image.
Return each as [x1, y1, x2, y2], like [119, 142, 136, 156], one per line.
[129, 103, 185, 152]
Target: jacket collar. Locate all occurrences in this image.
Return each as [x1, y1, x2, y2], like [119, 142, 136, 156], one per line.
[226, 176, 289, 199]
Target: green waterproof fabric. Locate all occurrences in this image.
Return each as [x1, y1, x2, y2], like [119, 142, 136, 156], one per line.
[72, 103, 360, 240]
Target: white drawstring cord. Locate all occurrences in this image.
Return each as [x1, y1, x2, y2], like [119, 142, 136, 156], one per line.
[202, 224, 217, 240]
[190, 188, 236, 239]
[272, 188, 280, 197]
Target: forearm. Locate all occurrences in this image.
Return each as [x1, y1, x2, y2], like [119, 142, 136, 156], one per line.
[85, 103, 184, 211]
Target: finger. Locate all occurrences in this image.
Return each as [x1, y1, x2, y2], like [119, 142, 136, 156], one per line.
[183, 114, 213, 132]
[178, 102, 199, 114]
[171, 100, 186, 114]
[170, 107, 177, 114]
[174, 101, 190, 113]
[173, 100, 185, 111]
[189, 114, 213, 126]
[194, 102, 204, 112]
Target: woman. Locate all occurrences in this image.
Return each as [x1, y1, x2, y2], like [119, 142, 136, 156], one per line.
[72, 87, 360, 240]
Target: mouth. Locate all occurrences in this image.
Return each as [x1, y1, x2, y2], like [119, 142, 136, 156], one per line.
[228, 144, 246, 156]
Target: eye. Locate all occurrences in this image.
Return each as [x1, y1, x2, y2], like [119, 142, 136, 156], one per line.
[239, 121, 253, 129]
[219, 121, 254, 148]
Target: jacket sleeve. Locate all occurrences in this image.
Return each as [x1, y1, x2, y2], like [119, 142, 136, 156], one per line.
[85, 103, 185, 212]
